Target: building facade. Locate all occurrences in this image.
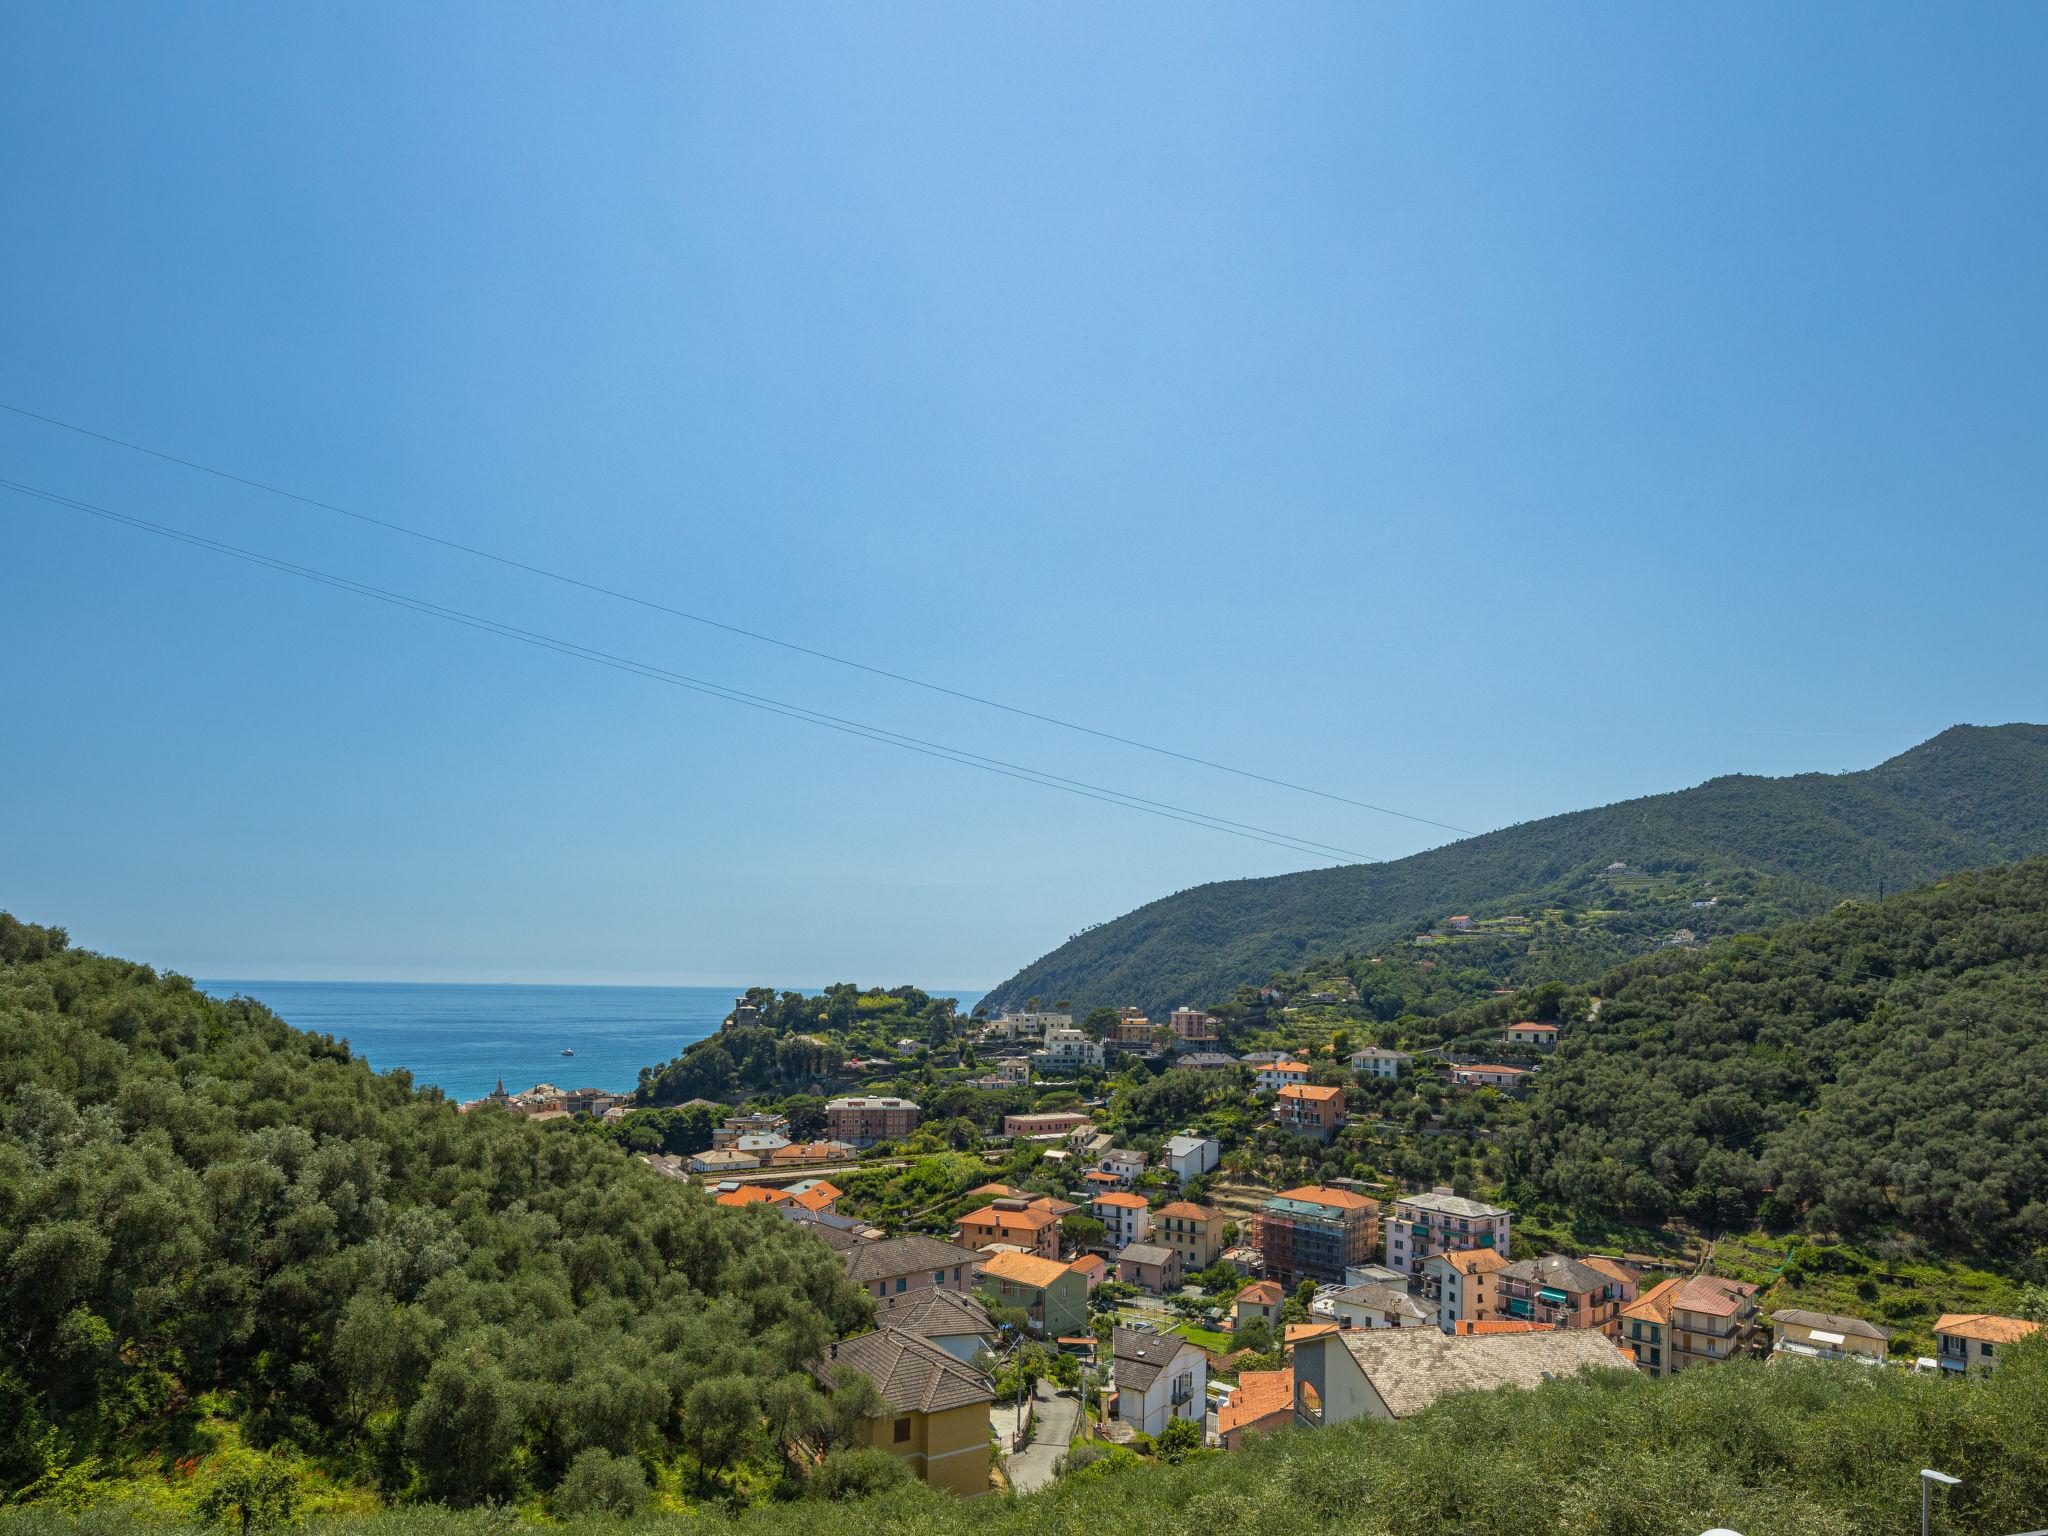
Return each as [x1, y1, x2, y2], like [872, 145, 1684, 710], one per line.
[1254, 1186, 1381, 1288]
[1384, 1190, 1510, 1278]
[1273, 1083, 1346, 1140]
[1425, 1247, 1508, 1332]
[1154, 1200, 1226, 1272]
[824, 1096, 921, 1146]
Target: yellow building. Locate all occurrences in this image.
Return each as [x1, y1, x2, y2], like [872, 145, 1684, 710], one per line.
[1769, 1309, 1890, 1365]
[813, 1327, 994, 1497]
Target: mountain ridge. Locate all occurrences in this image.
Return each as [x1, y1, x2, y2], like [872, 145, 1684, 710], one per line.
[979, 723, 2048, 1017]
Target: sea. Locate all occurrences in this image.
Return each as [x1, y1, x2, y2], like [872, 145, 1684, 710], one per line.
[196, 979, 984, 1104]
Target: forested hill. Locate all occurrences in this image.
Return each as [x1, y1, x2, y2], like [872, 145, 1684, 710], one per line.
[1517, 856, 2048, 1257]
[980, 723, 2048, 1017]
[0, 914, 867, 1508]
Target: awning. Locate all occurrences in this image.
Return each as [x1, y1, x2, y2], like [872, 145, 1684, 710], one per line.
[1809, 1330, 1847, 1347]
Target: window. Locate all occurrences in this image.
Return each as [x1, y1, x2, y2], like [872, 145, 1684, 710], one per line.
[893, 1416, 912, 1443]
[1981, 1343, 1995, 1359]
[952, 1267, 961, 1282]
[895, 1277, 907, 1293]
[1297, 1380, 1323, 1423]
[933, 1271, 945, 1285]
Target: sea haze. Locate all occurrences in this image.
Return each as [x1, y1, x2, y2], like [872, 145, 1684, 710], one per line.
[198, 980, 985, 1103]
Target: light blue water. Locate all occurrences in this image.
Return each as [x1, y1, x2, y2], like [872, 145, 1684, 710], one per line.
[198, 979, 984, 1103]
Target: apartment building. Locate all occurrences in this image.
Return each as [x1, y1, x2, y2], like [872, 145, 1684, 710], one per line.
[1274, 1082, 1347, 1141]
[1495, 1255, 1637, 1334]
[1383, 1190, 1511, 1278]
[1669, 1276, 1761, 1371]
[1164, 1131, 1221, 1183]
[1111, 1328, 1207, 1438]
[1091, 1190, 1152, 1251]
[1254, 1185, 1381, 1288]
[1169, 1006, 1221, 1045]
[1255, 1059, 1311, 1095]
[1349, 1046, 1412, 1079]
[824, 1096, 921, 1146]
[957, 1199, 1062, 1259]
[1154, 1200, 1226, 1272]
[1034, 1028, 1105, 1072]
[1001, 1110, 1093, 1137]
[1425, 1247, 1508, 1333]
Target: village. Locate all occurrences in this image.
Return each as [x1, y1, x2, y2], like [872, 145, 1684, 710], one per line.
[468, 988, 2040, 1499]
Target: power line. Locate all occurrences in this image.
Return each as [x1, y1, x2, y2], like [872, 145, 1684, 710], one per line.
[0, 400, 1474, 838]
[3, 476, 1379, 865]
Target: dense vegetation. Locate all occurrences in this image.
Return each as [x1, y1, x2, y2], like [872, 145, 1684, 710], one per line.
[982, 723, 2048, 1018]
[9, 1344, 2046, 1536]
[1514, 856, 2048, 1259]
[0, 916, 871, 1512]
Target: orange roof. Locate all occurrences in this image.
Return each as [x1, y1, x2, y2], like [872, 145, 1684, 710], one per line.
[1273, 1185, 1378, 1211]
[1081, 1170, 1120, 1184]
[1271, 1062, 1310, 1076]
[1237, 1280, 1284, 1305]
[1278, 1083, 1342, 1102]
[1440, 1247, 1509, 1276]
[1456, 1319, 1556, 1335]
[1217, 1368, 1293, 1437]
[1620, 1276, 1683, 1324]
[1285, 1321, 1337, 1345]
[1093, 1191, 1149, 1209]
[981, 1249, 1076, 1289]
[1937, 1313, 2041, 1345]
[961, 1204, 1061, 1233]
[1511, 1022, 1560, 1033]
[1155, 1201, 1220, 1222]
[714, 1185, 791, 1207]
[789, 1182, 842, 1212]
[1067, 1254, 1106, 1279]
[1580, 1255, 1639, 1287]
[968, 1182, 1023, 1199]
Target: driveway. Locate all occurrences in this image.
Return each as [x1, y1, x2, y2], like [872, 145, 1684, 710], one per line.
[1003, 1381, 1081, 1495]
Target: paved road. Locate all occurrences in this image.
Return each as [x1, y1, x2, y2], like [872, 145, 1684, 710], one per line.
[1003, 1382, 1081, 1495]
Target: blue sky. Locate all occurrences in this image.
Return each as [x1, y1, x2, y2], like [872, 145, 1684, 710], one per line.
[3, 3, 2043, 987]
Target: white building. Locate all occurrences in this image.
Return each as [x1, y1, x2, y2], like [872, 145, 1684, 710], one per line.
[1111, 1327, 1207, 1438]
[1035, 1028, 1105, 1072]
[1098, 1148, 1147, 1183]
[1331, 1282, 1431, 1330]
[991, 1010, 1070, 1041]
[1349, 1047, 1413, 1079]
[1254, 1059, 1309, 1095]
[1164, 1131, 1220, 1184]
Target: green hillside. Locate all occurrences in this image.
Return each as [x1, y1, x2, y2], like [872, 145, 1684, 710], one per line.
[1514, 856, 2048, 1256]
[980, 723, 2048, 1017]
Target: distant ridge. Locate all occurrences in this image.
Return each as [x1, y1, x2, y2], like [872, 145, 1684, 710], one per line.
[978, 724, 2048, 1017]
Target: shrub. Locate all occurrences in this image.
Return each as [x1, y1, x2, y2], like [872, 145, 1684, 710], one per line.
[552, 1451, 647, 1519]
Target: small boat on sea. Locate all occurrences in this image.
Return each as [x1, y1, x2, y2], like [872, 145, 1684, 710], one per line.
[561, 1048, 575, 1056]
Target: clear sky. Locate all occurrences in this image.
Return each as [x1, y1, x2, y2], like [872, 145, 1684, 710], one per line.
[3, 3, 2043, 988]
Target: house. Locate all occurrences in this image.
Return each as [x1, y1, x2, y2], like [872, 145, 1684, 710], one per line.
[1449, 1064, 1527, 1090]
[732, 1132, 791, 1159]
[824, 1096, 921, 1146]
[1097, 1148, 1147, 1185]
[1425, 1247, 1508, 1332]
[1116, 1241, 1183, 1294]
[1154, 1200, 1227, 1272]
[1255, 1060, 1312, 1095]
[1177, 1052, 1240, 1072]
[874, 1288, 999, 1364]
[1234, 1279, 1286, 1334]
[1216, 1367, 1293, 1449]
[957, 1200, 1063, 1260]
[1086, 1188, 1146, 1246]
[1445, 915, 1474, 932]
[1034, 1029, 1105, 1072]
[978, 1058, 1032, 1088]
[1495, 1255, 1637, 1334]
[1110, 1327, 1206, 1438]
[1000, 1111, 1093, 1138]
[1239, 1050, 1294, 1067]
[978, 1250, 1089, 1337]
[1164, 1132, 1221, 1183]
[1169, 1007, 1221, 1045]
[1504, 1022, 1559, 1049]
[1222, 1245, 1264, 1277]
[1290, 1326, 1633, 1427]
[1254, 1186, 1381, 1288]
[786, 1180, 843, 1215]
[712, 1110, 790, 1149]
[812, 1328, 993, 1497]
[843, 1235, 985, 1301]
[713, 1184, 793, 1208]
[1349, 1046, 1412, 1079]
[1384, 1189, 1511, 1278]
[1619, 1277, 1681, 1376]
[689, 1148, 761, 1175]
[1067, 1253, 1107, 1292]
[767, 1140, 856, 1166]
[1669, 1275, 1762, 1370]
[1109, 1007, 1157, 1050]
[1770, 1309, 1890, 1366]
[1274, 1083, 1347, 1141]
[1331, 1282, 1431, 1329]
[1934, 1313, 2039, 1374]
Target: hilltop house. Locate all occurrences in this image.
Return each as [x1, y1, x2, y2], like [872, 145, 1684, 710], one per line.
[1255, 1060, 1312, 1095]
[843, 1235, 985, 1301]
[1934, 1314, 2040, 1374]
[1449, 1064, 1528, 1091]
[812, 1328, 993, 1497]
[1425, 1247, 1508, 1333]
[1111, 1327, 1206, 1438]
[1503, 1022, 1559, 1050]
[1770, 1309, 1890, 1366]
[1291, 1326, 1633, 1427]
[978, 1250, 1088, 1338]
[1349, 1046, 1412, 1079]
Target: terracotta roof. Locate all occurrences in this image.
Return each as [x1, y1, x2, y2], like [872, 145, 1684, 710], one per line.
[981, 1249, 1076, 1289]
[1237, 1280, 1284, 1306]
[1511, 1022, 1560, 1033]
[715, 1185, 792, 1207]
[1094, 1191, 1150, 1209]
[1936, 1313, 2041, 1345]
[814, 1327, 993, 1415]
[789, 1182, 842, 1212]
[1674, 1275, 1758, 1317]
[1620, 1277, 1683, 1324]
[1154, 1201, 1221, 1222]
[1438, 1247, 1510, 1277]
[842, 1234, 985, 1286]
[1309, 1327, 1633, 1417]
[1217, 1368, 1293, 1438]
[1456, 1319, 1557, 1335]
[1273, 1185, 1377, 1211]
[1579, 1256, 1640, 1288]
[1067, 1254, 1107, 1279]
[967, 1183, 1023, 1199]
[874, 1287, 997, 1343]
[1278, 1084, 1342, 1102]
[960, 1204, 1062, 1232]
[1285, 1321, 1338, 1345]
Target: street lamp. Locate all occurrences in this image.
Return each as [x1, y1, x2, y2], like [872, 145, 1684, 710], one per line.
[1921, 1468, 1961, 1536]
